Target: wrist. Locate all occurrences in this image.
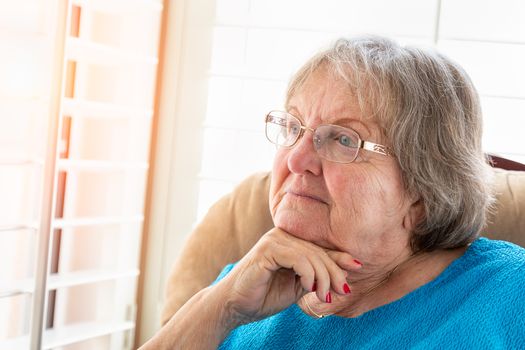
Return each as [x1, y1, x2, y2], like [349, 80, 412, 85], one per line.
[209, 280, 252, 331]
[140, 284, 242, 350]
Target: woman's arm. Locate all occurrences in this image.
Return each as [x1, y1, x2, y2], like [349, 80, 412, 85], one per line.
[141, 227, 361, 349]
[139, 284, 240, 350]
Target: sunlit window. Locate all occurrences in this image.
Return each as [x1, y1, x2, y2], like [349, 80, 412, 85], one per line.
[0, 1, 162, 348]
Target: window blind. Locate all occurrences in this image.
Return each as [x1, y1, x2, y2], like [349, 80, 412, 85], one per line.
[0, 0, 163, 349]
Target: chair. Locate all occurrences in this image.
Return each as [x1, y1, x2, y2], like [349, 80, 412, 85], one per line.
[160, 156, 525, 325]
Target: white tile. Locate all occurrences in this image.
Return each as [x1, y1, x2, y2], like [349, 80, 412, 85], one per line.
[249, 0, 437, 38]
[196, 179, 235, 221]
[234, 130, 276, 177]
[200, 128, 274, 180]
[204, 76, 243, 128]
[335, 0, 438, 38]
[241, 79, 288, 130]
[215, 0, 250, 25]
[244, 28, 439, 81]
[204, 77, 287, 131]
[245, 28, 334, 79]
[438, 40, 525, 98]
[248, 0, 335, 30]
[210, 26, 247, 74]
[200, 128, 237, 179]
[440, 0, 525, 42]
[481, 97, 525, 156]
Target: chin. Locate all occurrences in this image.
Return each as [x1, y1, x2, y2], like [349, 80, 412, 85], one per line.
[273, 209, 327, 242]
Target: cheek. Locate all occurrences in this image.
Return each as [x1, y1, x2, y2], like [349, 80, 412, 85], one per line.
[326, 167, 404, 233]
[326, 172, 367, 226]
[327, 170, 370, 209]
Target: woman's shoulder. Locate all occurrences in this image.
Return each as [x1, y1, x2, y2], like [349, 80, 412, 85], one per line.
[429, 237, 525, 310]
[467, 237, 525, 267]
[449, 237, 525, 298]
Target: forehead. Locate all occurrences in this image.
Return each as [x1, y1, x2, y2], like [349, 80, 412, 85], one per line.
[286, 70, 363, 121]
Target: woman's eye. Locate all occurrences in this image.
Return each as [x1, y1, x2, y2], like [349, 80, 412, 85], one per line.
[288, 124, 300, 135]
[337, 134, 352, 147]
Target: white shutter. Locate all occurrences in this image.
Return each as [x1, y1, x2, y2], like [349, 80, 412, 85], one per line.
[0, 0, 163, 349]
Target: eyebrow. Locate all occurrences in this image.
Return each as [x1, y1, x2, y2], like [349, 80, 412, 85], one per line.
[333, 118, 371, 137]
[286, 105, 372, 137]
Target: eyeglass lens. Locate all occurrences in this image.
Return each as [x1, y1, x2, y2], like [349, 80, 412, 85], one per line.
[265, 111, 361, 163]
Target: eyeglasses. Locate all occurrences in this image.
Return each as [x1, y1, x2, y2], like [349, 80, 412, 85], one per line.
[264, 110, 392, 163]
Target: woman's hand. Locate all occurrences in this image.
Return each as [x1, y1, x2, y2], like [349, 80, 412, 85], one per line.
[215, 227, 362, 325]
[140, 228, 362, 350]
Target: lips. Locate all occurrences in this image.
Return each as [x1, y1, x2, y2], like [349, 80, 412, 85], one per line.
[285, 189, 328, 205]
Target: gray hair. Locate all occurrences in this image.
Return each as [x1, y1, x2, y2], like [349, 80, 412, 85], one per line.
[286, 36, 494, 252]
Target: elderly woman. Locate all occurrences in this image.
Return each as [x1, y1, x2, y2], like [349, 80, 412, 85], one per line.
[142, 36, 525, 349]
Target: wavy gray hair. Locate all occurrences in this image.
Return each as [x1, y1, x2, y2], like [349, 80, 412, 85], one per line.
[286, 36, 494, 252]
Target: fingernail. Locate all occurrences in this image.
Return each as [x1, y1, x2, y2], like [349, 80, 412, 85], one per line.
[325, 292, 332, 303]
[343, 283, 351, 294]
[312, 282, 317, 292]
[353, 259, 363, 267]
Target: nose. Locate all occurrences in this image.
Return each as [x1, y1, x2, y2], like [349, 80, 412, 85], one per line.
[286, 130, 322, 176]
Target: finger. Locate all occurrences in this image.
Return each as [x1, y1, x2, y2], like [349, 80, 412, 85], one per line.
[317, 252, 352, 296]
[269, 248, 315, 292]
[306, 254, 333, 303]
[279, 237, 348, 300]
[297, 264, 315, 292]
[266, 230, 352, 300]
[325, 251, 363, 271]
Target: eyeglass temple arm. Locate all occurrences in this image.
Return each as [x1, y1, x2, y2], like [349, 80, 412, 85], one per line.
[360, 141, 393, 156]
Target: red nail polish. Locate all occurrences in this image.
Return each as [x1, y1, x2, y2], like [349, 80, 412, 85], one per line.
[353, 259, 363, 266]
[312, 282, 317, 292]
[343, 283, 351, 294]
[325, 292, 332, 303]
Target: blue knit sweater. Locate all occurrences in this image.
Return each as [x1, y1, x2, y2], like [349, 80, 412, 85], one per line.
[216, 238, 525, 349]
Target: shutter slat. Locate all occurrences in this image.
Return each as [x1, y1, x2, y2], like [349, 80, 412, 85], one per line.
[0, 269, 140, 298]
[0, 159, 44, 166]
[66, 37, 158, 66]
[1, 320, 135, 350]
[72, 0, 162, 14]
[57, 159, 149, 171]
[47, 269, 140, 290]
[0, 224, 38, 232]
[53, 215, 144, 228]
[62, 97, 153, 119]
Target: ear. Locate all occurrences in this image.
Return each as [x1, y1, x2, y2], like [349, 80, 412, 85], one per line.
[403, 198, 425, 232]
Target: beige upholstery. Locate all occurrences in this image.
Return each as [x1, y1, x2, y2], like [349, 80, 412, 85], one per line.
[483, 169, 525, 244]
[161, 168, 525, 325]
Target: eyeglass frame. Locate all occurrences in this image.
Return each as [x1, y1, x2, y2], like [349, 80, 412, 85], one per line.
[264, 110, 393, 163]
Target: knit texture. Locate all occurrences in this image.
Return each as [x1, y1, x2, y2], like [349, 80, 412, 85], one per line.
[216, 238, 525, 349]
